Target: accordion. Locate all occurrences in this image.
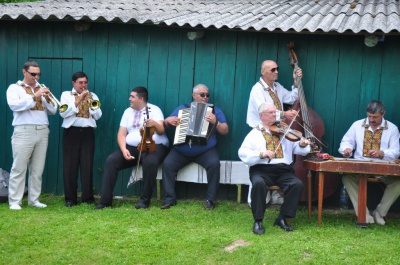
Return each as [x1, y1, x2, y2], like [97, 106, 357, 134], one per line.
[173, 102, 214, 145]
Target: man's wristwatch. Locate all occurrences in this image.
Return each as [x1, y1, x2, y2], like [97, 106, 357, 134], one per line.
[259, 152, 264, 159]
[280, 111, 284, 120]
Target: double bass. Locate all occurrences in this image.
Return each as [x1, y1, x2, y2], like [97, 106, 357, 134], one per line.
[284, 42, 338, 201]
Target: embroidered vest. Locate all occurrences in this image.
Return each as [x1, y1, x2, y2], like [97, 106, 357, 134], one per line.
[261, 127, 284, 158]
[73, 92, 93, 118]
[258, 81, 282, 111]
[362, 119, 387, 157]
[20, 82, 45, 111]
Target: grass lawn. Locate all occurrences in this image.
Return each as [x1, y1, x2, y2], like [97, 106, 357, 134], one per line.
[1, 195, 400, 265]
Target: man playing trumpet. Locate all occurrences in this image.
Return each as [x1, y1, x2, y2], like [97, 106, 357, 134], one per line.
[6, 61, 57, 210]
[59, 71, 102, 207]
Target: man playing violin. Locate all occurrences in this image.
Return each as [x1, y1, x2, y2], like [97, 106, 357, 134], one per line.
[59, 72, 102, 207]
[238, 103, 311, 235]
[339, 100, 400, 225]
[161, 84, 229, 210]
[6, 61, 57, 210]
[95, 86, 169, 210]
[247, 60, 302, 128]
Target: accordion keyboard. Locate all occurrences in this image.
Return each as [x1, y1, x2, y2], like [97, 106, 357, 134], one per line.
[173, 108, 191, 145]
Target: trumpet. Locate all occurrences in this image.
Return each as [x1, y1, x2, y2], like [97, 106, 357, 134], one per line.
[89, 98, 101, 110]
[36, 81, 68, 113]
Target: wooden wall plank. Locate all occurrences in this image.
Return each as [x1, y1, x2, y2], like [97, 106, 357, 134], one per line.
[193, 30, 217, 89]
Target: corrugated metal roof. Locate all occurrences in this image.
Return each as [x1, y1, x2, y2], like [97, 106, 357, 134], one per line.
[1, 0, 399, 34]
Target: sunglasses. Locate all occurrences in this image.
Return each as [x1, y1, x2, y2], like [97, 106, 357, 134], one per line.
[26, 70, 41, 77]
[76, 81, 88, 85]
[269, 67, 279, 73]
[197, 93, 210, 98]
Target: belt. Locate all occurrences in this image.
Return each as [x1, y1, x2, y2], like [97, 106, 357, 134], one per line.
[15, 125, 48, 130]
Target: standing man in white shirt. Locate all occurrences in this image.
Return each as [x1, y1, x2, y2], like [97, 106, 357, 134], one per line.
[6, 61, 57, 210]
[246, 60, 302, 128]
[60, 71, 102, 207]
[339, 100, 400, 225]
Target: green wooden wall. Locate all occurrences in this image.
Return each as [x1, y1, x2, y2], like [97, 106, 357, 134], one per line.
[1, 20, 399, 200]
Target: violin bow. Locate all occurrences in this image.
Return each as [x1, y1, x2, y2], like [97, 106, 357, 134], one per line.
[268, 111, 299, 163]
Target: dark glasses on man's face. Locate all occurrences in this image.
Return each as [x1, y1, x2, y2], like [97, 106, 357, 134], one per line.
[197, 93, 210, 98]
[269, 67, 279, 73]
[26, 70, 41, 77]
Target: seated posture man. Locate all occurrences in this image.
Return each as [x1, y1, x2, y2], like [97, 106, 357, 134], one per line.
[339, 100, 400, 225]
[161, 84, 229, 210]
[238, 103, 311, 235]
[95, 87, 169, 210]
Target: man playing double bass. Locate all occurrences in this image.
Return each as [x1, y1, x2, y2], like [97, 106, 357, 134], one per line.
[246, 60, 302, 128]
[95, 86, 169, 210]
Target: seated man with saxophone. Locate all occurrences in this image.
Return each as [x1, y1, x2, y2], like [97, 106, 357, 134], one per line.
[6, 61, 57, 210]
[238, 103, 311, 235]
[161, 84, 229, 210]
[59, 71, 102, 207]
[95, 86, 169, 210]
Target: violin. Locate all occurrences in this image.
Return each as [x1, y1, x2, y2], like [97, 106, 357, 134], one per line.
[269, 122, 304, 142]
[138, 106, 156, 153]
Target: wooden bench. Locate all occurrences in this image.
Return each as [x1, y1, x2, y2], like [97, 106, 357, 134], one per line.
[132, 160, 251, 203]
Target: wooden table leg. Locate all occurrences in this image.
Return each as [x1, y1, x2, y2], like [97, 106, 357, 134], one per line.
[356, 174, 368, 228]
[307, 170, 312, 219]
[318, 172, 325, 227]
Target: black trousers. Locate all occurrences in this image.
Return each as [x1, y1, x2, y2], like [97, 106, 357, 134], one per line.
[249, 164, 303, 221]
[63, 126, 95, 204]
[99, 144, 168, 206]
[162, 147, 220, 204]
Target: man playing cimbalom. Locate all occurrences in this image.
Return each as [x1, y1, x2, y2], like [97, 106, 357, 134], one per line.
[239, 103, 311, 235]
[339, 100, 400, 225]
[161, 84, 229, 210]
[60, 71, 102, 207]
[247, 60, 302, 128]
[6, 61, 57, 210]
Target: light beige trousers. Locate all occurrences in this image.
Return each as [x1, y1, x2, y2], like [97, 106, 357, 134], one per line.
[8, 125, 49, 206]
[342, 174, 400, 217]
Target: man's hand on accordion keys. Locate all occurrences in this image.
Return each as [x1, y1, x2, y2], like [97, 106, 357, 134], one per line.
[205, 113, 217, 125]
[165, 116, 181, 127]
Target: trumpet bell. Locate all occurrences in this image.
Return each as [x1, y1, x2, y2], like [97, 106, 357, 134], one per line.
[59, 104, 68, 113]
[90, 100, 101, 110]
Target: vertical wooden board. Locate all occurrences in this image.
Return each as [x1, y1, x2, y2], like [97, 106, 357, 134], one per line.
[232, 31, 258, 160]
[92, 25, 110, 193]
[38, 22, 54, 58]
[359, 40, 383, 115]
[333, 36, 363, 156]
[103, 24, 123, 195]
[147, 27, 169, 110]
[193, 30, 217, 91]
[53, 22, 64, 58]
[129, 25, 150, 89]
[313, 35, 340, 154]
[62, 24, 74, 59]
[82, 24, 98, 90]
[379, 35, 400, 123]
[214, 30, 237, 159]
[164, 28, 183, 117]
[28, 22, 40, 57]
[256, 32, 279, 81]
[177, 34, 195, 107]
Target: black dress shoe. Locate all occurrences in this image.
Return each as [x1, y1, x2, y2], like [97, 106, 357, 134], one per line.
[274, 217, 294, 231]
[160, 203, 175, 210]
[135, 202, 149, 209]
[253, 222, 265, 235]
[94, 204, 110, 210]
[65, 201, 77, 207]
[205, 200, 215, 210]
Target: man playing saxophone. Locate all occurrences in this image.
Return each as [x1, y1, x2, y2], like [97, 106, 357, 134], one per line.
[59, 71, 102, 207]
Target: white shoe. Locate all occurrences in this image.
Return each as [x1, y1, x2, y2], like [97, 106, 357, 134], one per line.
[10, 204, 22, 210]
[373, 210, 385, 225]
[28, 202, 47, 208]
[366, 214, 375, 224]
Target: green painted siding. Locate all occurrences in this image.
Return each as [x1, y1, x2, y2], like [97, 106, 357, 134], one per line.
[1, 20, 399, 200]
